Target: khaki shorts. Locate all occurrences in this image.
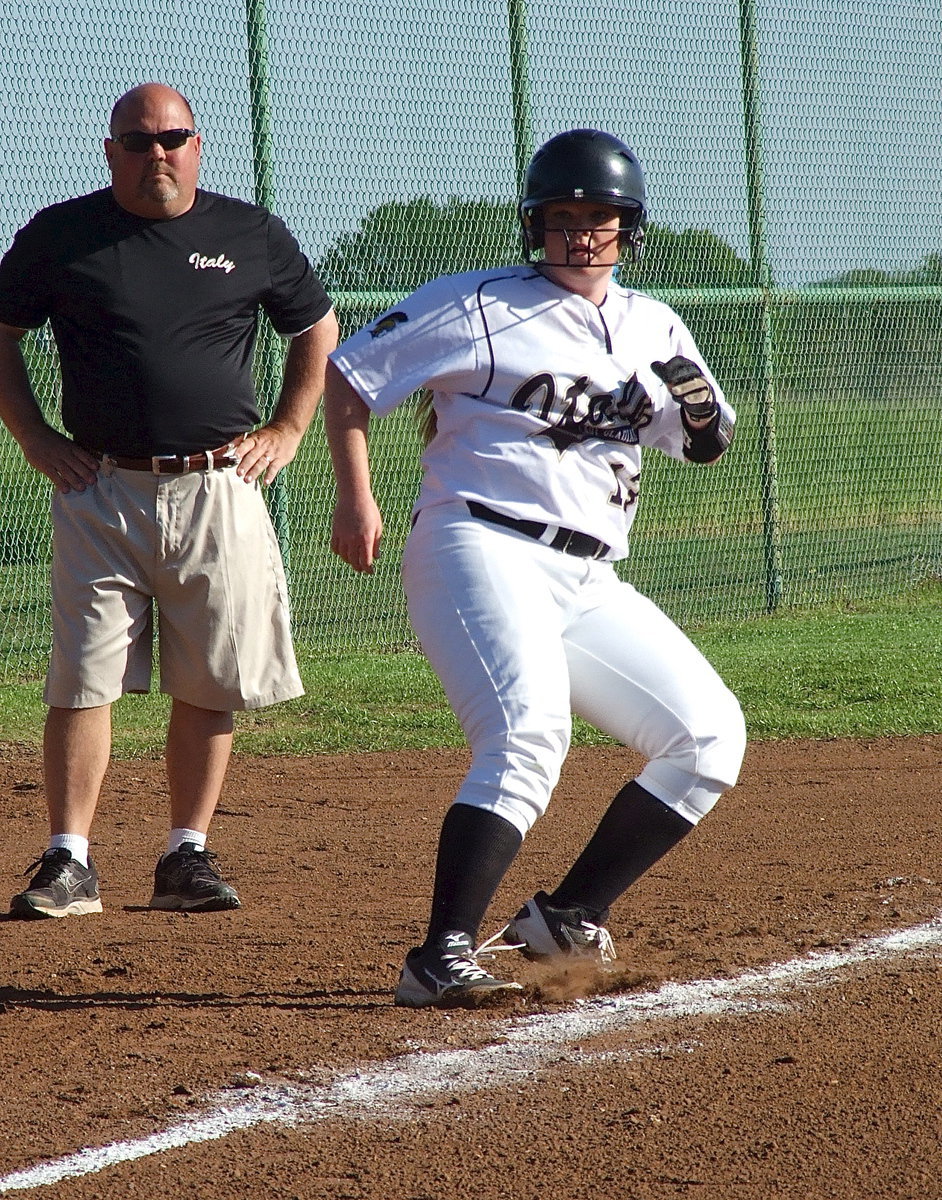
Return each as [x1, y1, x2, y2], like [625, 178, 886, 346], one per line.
[44, 461, 304, 711]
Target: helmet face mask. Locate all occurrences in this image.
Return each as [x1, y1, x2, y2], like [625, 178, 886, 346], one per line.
[523, 205, 646, 265]
[519, 128, 648, 266]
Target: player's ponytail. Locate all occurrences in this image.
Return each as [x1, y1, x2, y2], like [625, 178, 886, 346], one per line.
[416, 389, 437, 446]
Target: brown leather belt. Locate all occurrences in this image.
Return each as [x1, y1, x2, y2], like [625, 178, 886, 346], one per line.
[89, 434, 248, 475]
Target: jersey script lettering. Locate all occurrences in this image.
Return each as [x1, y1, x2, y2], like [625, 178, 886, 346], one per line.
[510, 370, 653, 451]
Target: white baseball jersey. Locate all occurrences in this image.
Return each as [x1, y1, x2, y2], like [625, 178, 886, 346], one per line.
[330, 265, 735, 561]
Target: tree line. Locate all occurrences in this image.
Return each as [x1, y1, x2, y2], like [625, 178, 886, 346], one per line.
[315, 197, 942, 400]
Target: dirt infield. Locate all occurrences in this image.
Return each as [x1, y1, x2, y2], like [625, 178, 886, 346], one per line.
[0, 735, 940, 1199]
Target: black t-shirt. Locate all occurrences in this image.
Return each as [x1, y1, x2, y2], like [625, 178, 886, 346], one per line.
[0, 188, 332, 454]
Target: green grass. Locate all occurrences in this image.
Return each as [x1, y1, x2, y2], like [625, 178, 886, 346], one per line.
[693, 584, 942, 740]
[0, 582, 938, 758]
[0, 350, 938, 750]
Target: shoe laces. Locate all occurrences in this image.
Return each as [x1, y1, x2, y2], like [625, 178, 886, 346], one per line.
[476, 926, 525, 958]
[546, 897, 618, 963]
[579, 919, 617, 963]
[166, 846, 223, 881]
[22, 848, 73, 885]
[441, 950, 496, 983]
[480, 908, 618, 964]
[434, 933, 501, 982]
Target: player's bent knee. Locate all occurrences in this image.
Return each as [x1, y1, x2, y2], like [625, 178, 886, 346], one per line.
[699, 694, 747, 789]
[453, 725, 570, 837]
[639, 767, 733, 826]
[638, 691, 746, 825]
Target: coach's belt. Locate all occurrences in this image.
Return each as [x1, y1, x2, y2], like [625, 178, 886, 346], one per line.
[89, 434, 248, 475]
[466, 501, 610, 560]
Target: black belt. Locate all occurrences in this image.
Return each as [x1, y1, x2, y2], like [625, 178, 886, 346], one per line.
[466, 501, 610, 559]
[87, 434, 248, 475]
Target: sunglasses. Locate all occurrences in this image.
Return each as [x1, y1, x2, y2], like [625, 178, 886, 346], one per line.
[110, 128, 197, 153]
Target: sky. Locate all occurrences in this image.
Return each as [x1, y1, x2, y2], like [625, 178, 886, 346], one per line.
[1, 0, 940, 286]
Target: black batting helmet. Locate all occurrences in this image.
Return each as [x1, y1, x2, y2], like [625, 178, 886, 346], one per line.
[519, 128, 647, 263]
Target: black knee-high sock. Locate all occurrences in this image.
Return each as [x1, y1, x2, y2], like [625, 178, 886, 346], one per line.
[424, 804, 523, 946]
[549, 781, 694, 919]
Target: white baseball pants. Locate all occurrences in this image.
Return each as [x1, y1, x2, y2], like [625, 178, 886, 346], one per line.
[403, 503, 746, 838]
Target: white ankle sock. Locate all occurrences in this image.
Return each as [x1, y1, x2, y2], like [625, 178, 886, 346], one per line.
[49, 834, 89, 869]
[166, 828, 207, 857]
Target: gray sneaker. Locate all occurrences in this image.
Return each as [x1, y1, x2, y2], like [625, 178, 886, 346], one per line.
[149, 843, 241, 912]
[394, 931, 522, 1008]
[505, 891, 617, 963]
[10, 849, 103, 919]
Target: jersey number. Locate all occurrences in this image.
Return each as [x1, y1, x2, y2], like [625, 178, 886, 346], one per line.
[609, 463, 640, 512]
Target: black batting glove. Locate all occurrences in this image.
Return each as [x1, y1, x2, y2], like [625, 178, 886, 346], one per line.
[650, 356, 717, 420]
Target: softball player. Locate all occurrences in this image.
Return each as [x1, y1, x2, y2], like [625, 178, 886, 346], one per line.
[325, 128, 746, 1007]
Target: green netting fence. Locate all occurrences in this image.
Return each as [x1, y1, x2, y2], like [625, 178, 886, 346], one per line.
[0, 0, 940, 679]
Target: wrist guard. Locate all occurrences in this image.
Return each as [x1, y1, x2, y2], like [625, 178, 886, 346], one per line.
[682, 406, 735, 462]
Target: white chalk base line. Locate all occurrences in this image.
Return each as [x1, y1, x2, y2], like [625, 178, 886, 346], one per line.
[2, 915, 940, 1194]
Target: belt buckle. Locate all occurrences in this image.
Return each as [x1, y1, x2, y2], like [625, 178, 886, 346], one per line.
[556, 528, 576, 555]
[552, 526, 607, 559]
[548, 526, 576, 554]
[151, 454, 182, 475]
[217, 441, 240, 467]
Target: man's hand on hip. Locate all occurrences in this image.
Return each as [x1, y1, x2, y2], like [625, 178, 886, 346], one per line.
[235, 424, 302, 486]
[21, 426, 100, 493]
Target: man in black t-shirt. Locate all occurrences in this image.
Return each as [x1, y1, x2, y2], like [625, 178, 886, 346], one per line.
[0, 82, 338, 920]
